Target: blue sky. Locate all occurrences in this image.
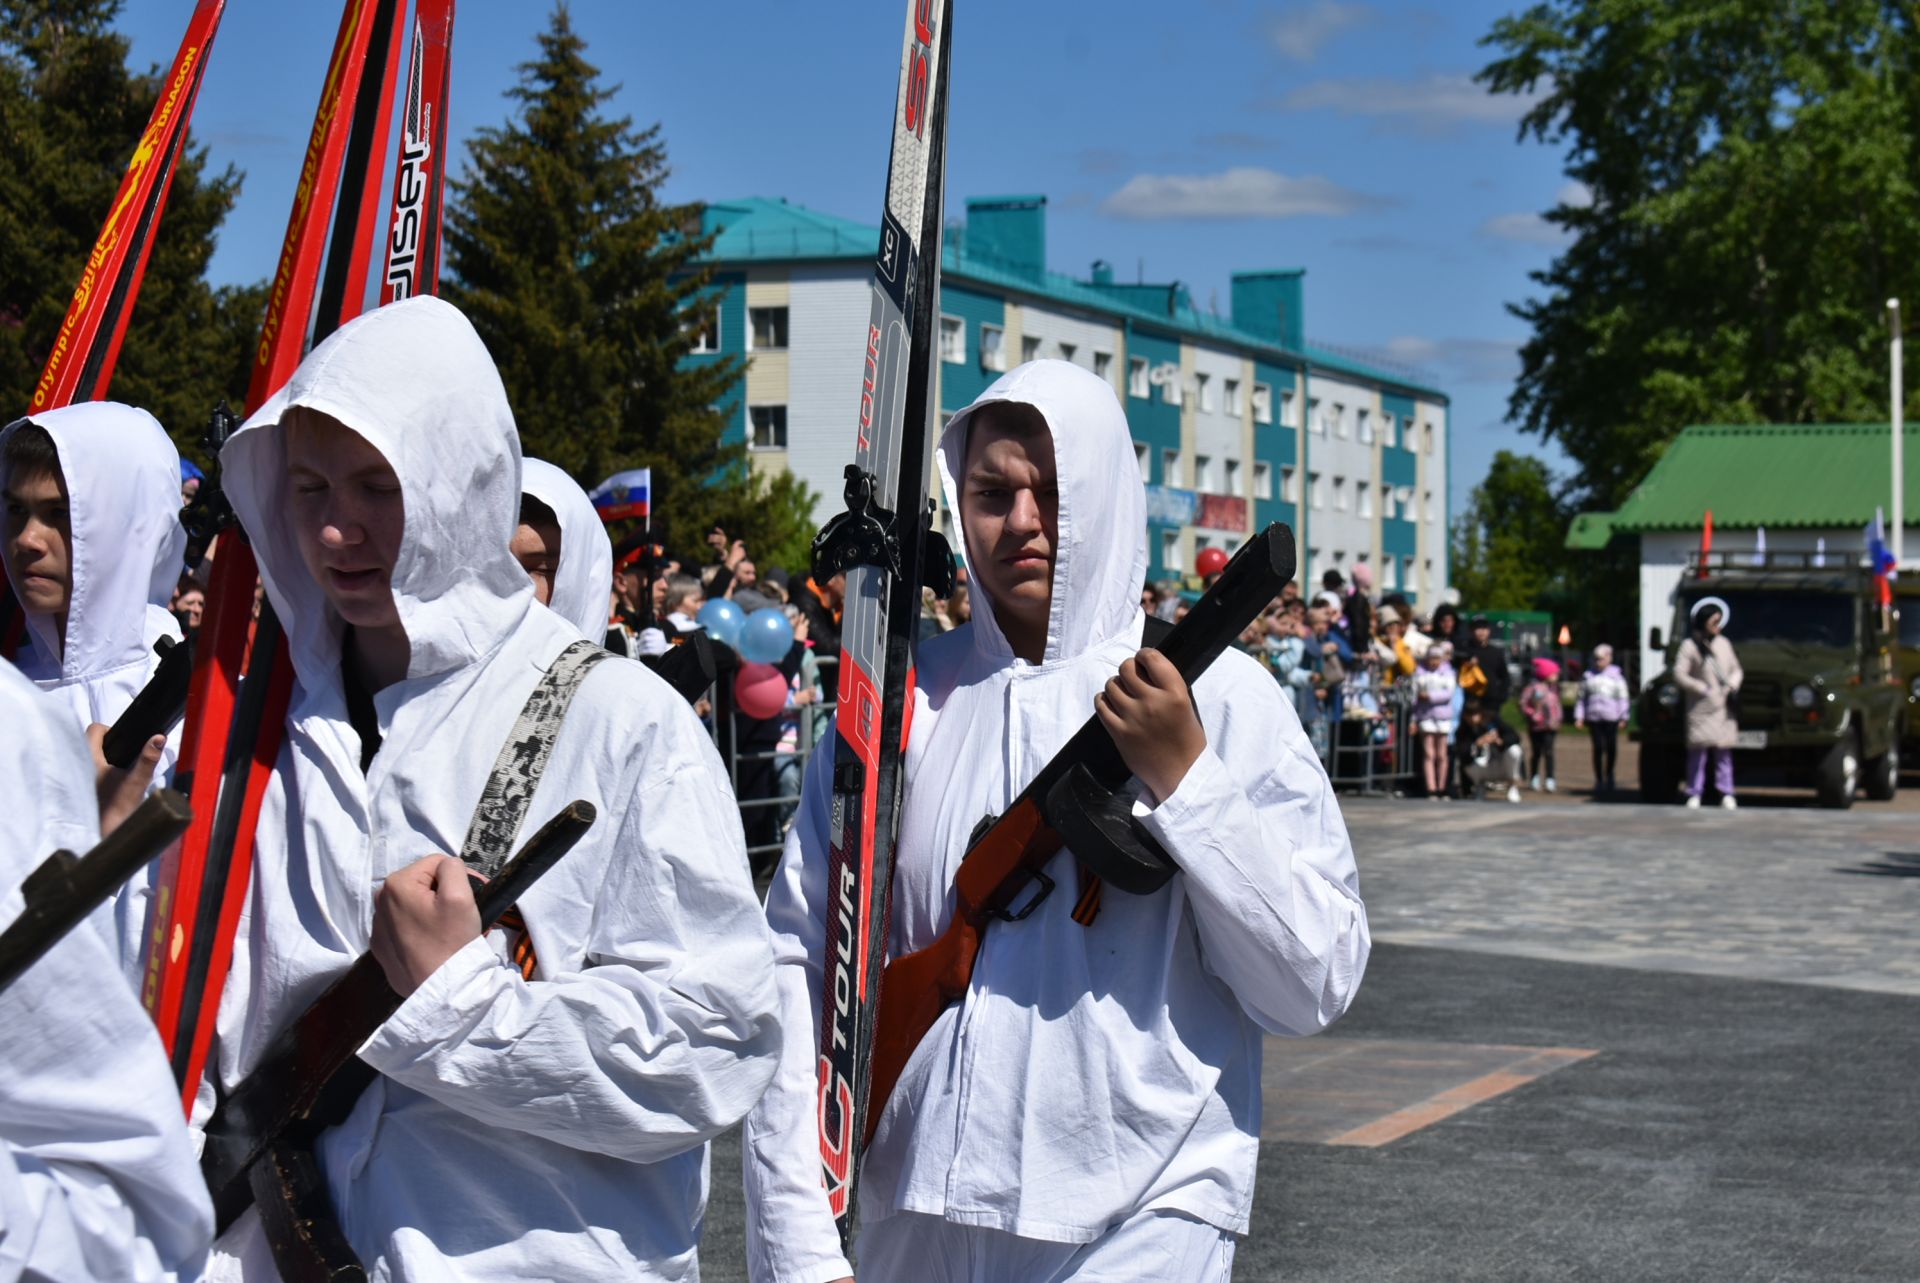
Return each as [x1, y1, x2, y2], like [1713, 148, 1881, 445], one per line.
[117, 0, 1578, 512]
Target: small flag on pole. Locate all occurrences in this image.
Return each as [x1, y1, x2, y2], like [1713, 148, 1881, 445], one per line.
[1869, 507, 1897, 607]
[589, 468, 650, 522]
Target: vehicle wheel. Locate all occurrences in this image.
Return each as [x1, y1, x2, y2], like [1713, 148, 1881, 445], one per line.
[1640, 744, 1683, 804]
[1817, 735, 1860, 809]
[1864, 737, 1899, 802]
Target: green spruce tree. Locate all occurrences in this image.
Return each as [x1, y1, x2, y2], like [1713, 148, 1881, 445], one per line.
[445, 6, 815, 564]
[1, 0, 263, 462]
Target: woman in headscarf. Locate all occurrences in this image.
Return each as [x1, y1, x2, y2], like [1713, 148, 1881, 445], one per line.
[1672, 597, 1743, 808]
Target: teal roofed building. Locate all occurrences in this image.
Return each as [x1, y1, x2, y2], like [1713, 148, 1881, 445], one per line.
[687, 194, 1452, 600]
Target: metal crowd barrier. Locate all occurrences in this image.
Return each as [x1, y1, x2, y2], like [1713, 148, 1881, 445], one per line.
[711, 655, 838, 873]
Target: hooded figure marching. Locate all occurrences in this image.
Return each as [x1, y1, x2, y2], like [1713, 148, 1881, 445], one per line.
[189, 296, 781, 1281]
[743, 360, 1369, 1281]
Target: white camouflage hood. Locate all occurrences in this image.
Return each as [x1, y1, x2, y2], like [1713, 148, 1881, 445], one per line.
[1, 401, 185, 683]
[936, 359, 1147, 663]
[222, 296, 532, 685]
[521, 456, 612, 642]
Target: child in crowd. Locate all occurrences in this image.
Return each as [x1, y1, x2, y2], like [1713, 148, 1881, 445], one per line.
[1519, 656, 1564, 792]
[1575, 644, 1631, 794]
[1412, 639, 1458, 799]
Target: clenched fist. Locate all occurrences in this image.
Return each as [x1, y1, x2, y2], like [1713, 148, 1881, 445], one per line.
[1095, 648, 1206, 805]
[372, 854, 482, 996]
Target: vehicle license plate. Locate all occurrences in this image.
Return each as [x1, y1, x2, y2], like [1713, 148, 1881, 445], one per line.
[1733, 730, 1768, 749]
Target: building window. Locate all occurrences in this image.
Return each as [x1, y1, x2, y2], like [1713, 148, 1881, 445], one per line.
[1398, 485, 1415, 516]
[1308, 397, 1323, 433]
[1058, 341, 1077, 364]
[1281, 464, 1297, 503]
[749, 306, 788, 350]
[1128, 356, 1149, 398]
[1384, 557, 1398, 590]
[1224, 378, 1243, 416]
[687, 302, 721, 353]
[1251, 382, 1272, 424]
[1383, 414, 1398, 448]
[1195, 453, 1215, 491]
[1196, 372, 1214, 413]
[1357, 480, 1372, 517]
[1162, 370, 1183, 406]
[1423, 421, 1435, 454]
[1357, 408, 1373, 445]
[1406, 556, 1418, 592]
[1094, 350, 1113, 381]
[1281, 389, 1297, 427]
[980, 323, 1005, 371]
[749, 404, 788, 450]
[1333, 475, 1348, 510]
[1309, 470, 1324, 509]
[1134, 441, 1149, 481]
[1224, 457, 1241, 495]
[1423, 557, 1433, 587]
[939, 315, 965, 364]
[1253, 461, 1273, 499]
[1383, 489, 1397, 521]
[1423, 489, 1435, 521]
[1162, 529, 1183, 573]
[1022, 335, 1042, 364]
[1332, 403, 1348, 438]
[1163, 448, 1182, 487]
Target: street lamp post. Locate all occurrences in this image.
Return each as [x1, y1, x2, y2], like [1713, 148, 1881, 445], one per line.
[1891, 298, 1904, 566]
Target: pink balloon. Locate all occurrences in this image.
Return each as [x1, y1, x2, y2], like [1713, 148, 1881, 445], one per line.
[734, 661, 789, 720]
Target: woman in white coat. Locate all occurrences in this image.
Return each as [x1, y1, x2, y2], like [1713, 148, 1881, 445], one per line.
[1673, 596, 1744, 808]
[743, 360, 1368, 1282]
[204, 296, 782, 1281]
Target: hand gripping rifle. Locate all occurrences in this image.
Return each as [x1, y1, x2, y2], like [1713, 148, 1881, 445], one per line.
[199, 800, 597, 1273]
[0, 790, 194, 995]
[863, 523, 1296, 1146]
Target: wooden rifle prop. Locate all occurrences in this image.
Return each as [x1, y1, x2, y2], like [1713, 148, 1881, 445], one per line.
[0, 790, 192, 995]
[200, 800, 597, 1253]
[863, 523, 1297, 1147]
[102, 635, 195, 768]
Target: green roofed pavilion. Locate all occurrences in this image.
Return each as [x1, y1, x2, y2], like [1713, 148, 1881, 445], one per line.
[1567, 423, 1920, 550]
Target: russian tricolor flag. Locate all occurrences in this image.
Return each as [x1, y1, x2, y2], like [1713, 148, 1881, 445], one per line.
[590, 468, 650, 522]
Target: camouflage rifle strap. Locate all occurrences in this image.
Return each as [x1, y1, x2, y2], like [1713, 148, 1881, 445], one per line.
[459, 640, 608, 878]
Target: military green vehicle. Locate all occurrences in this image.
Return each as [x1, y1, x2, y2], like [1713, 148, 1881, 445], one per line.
[1896, 580, 1920, 754]
[1638, 555, 1903, 808]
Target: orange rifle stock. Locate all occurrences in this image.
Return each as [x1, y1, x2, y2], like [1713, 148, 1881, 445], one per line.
[864, 521, 1297, 1148]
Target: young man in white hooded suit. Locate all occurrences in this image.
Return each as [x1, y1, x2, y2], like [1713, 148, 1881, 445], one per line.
[0, 661, 213, 1283]
[743, 360, 1369, 1281]
[202, 295, 782, 1281]
[516, 456, 614, 642]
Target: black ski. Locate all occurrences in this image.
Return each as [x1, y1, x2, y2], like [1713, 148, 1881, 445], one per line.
[806, 0, 954, 1250]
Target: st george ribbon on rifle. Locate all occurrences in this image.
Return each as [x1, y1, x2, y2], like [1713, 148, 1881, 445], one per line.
[805, 0, 955, 1252]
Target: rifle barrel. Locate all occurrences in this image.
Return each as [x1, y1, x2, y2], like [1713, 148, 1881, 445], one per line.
[0, 789, 193, 994]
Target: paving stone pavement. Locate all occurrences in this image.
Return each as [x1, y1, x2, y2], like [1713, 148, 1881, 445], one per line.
[1344, 794, 1920, 996]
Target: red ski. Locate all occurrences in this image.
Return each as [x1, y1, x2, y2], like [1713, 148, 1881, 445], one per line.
[381, 0, 456, 305]
[140, 0, 435, 1110]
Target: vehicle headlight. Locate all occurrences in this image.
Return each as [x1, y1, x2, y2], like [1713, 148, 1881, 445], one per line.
[1656, 684, 1680, 708]
[1790, 684, 1815, 709]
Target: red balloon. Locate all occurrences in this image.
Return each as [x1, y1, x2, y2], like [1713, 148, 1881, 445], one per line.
[734, 661, 789, 720]
[1195, 547, 1229, 577]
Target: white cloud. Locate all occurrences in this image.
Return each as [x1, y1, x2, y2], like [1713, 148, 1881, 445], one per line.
[1102, 167, 1391, 220]
[1381, 336, 1523, 385]
[1478, 182, 1593, 245]
[1266, 1, 1374, 61]
[1277, 73, 1542, 132]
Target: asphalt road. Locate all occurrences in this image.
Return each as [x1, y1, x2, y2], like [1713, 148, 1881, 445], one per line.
[699, 795, 1920, 1281]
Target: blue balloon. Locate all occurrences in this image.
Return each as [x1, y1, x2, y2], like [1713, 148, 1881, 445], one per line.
[739, 606, 796, 664]
[696, 598, 746, 649]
